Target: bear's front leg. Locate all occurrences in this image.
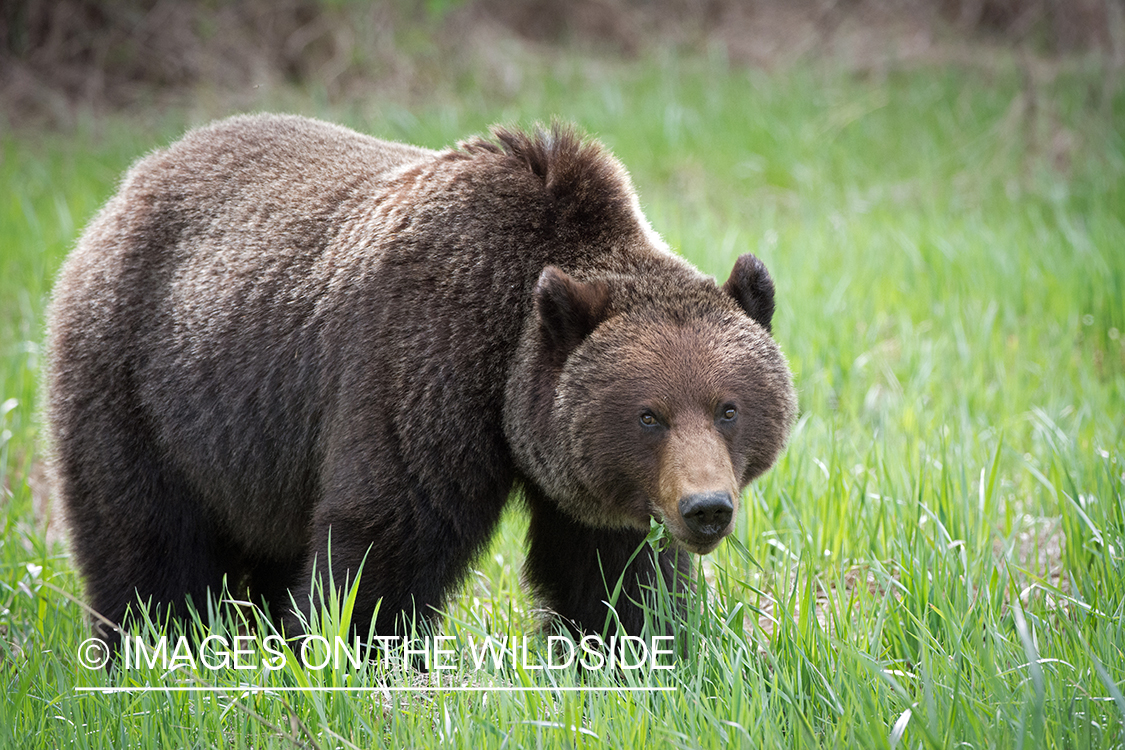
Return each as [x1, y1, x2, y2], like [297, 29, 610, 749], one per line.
[283, 472, 506, 641]
[283, 504, 444, 640]
[522, 485, 692, 638]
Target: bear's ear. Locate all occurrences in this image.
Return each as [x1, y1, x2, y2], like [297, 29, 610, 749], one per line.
[535, 266, 611, 354]
[722, 253, 776, 333]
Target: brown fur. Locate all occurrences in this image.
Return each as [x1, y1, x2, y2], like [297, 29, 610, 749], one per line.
[46, 113, 796, 647]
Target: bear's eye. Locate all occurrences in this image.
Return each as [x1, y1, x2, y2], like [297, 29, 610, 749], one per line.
[640, 412, 660, 428]
[719, 405, 738, 422]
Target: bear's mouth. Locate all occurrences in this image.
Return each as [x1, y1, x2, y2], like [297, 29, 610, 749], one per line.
[675, 528, 731, 555]
[652, 527, 731, 555]
[650, 506, 733, 555]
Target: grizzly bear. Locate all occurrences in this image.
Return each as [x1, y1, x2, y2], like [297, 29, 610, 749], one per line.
[46, 114, 796, 650]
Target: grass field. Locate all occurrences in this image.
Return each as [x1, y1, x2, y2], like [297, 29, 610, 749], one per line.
[2, 47, 1124, 748]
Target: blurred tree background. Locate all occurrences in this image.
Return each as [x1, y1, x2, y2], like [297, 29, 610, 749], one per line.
[2, 0, 1121, 128]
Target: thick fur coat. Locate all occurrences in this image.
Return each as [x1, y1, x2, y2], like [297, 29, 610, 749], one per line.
[46, 114, 796, 646]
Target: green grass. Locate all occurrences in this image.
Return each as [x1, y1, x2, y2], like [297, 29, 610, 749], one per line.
[2, 49, 1123, 747]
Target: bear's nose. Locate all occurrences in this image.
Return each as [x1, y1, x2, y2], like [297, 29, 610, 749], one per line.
[678, 491, 734, 537]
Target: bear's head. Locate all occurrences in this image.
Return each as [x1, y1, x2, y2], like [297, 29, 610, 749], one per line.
[505, 252, 797, 554]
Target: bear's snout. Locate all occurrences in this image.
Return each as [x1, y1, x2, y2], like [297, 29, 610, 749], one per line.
[678, 491, 734, 539]
[654, 416, 740, 553]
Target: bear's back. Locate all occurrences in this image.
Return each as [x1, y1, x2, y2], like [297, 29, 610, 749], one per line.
[57, 113, 438, 305]
[136, 113, 436, 207]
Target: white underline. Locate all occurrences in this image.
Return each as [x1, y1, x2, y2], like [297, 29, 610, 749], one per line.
[76, 685, 676, 694]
